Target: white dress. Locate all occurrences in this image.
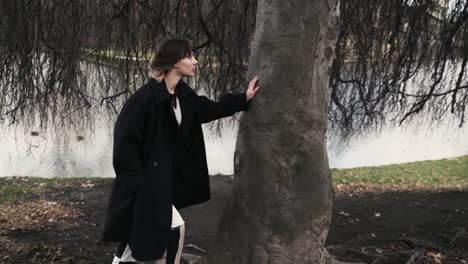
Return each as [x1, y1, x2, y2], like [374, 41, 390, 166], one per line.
[171, 95, 185, 228]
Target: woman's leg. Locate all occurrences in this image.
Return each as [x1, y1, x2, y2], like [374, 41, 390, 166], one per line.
[117, 225, 184, 264]
[174, 224, 185, 264]
[164, 224, 185, 264]
[111, 241, 138, 263]
[120, 244, 138, 262]
[137, 249, 167, 264]
[111, 241, 127, 263]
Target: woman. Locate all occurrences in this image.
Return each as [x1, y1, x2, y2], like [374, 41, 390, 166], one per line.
[100, 38, 260, 264]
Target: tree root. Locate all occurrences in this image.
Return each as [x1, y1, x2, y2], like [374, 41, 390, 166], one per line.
[449, 227, 465, 244]
[404, 250, 423, 264]
[182, 253, 202, 264]
[183, 243, 207, 253]
[324, 248, 366, 264]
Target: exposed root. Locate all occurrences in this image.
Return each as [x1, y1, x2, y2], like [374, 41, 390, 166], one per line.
[399, 237, 443, 251]
[404, 250, 423, 264]
[449, 227, 466, 244]
[324, 248, 366, 264]
[181, 253, 202, 264]
[183, 243, 207, 253]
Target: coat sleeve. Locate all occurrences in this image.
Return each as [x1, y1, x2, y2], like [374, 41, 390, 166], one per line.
[195, 92, 251, 124]
[112, 92, 148, 195]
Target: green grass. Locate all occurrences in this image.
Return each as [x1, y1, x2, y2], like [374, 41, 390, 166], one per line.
[1, 155, 467, 206]
[332, 155, 468, 189]
[0, 176, 102, 205]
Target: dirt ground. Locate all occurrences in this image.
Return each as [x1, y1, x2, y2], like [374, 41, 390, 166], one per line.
[0, 176, 466, 264]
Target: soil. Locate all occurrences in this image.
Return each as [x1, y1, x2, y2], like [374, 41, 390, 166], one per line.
[0, 176, 466, 264]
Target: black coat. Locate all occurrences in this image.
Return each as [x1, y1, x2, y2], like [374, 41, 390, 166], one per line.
[99, 78, 250, 261]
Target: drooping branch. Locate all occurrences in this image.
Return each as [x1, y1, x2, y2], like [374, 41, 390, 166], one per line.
[330, 0, 468, 138]
[0, 0, 257, 132]
[0, 0, 467, 137]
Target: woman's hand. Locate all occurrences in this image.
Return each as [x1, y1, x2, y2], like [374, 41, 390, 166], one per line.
[246, 76, 260, 102]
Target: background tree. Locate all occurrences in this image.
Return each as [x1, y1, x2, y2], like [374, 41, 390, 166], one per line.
[330, 0, 468, 137]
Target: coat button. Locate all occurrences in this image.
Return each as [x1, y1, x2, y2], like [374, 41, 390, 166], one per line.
[152, 161, 158, 167]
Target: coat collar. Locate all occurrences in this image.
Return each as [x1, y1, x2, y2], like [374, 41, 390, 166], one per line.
[148, 77, 192, 105]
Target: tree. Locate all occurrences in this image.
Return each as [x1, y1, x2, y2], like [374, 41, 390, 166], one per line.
[197, 0, 353, 263]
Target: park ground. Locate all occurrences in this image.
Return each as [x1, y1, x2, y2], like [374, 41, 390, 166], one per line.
[0, 155, 467, 264]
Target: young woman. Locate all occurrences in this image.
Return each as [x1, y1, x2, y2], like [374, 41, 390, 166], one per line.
[100, 38, 260, 264]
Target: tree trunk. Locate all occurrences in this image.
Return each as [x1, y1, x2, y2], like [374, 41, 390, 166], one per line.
[199, 0, 344, 263]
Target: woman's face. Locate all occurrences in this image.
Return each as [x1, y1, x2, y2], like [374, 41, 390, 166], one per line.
[174, 51, 198, 77]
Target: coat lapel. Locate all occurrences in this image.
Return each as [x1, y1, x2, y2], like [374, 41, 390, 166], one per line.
[149, 78, 194, 142]
[178, 86, 194, 142]
[168, 101, 178, 126]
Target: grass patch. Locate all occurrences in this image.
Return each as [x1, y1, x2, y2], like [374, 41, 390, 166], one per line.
[332, 155, 468, 189]
[0, 176, 102, 205]
[1, 155, 467, 205]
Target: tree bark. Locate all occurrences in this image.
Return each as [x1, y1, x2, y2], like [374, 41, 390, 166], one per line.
[198, 0, 344, 263]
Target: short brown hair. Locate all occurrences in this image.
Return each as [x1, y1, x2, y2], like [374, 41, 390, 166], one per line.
[148, 38, 193, 76]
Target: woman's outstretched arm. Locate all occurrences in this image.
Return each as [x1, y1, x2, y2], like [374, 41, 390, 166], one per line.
[196, 92, 250, 123]
[195, 76, 260, 123]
